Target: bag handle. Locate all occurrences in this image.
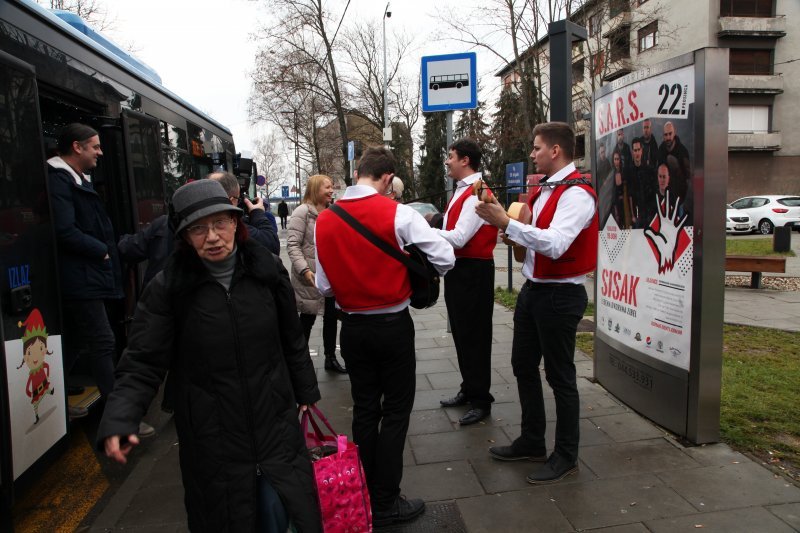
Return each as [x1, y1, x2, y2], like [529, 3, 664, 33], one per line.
[300, 406, 338, 447]
[329, 204, 427, 278]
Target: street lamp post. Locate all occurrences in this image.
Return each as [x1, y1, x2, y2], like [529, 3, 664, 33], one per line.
[382, 3, 391, 144]
[281, 110, 301, 204]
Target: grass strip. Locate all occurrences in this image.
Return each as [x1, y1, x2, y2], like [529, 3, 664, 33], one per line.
[726, 238, 796, 257]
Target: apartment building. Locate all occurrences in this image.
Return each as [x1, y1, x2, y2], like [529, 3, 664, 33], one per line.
[498, 0, 798, 199]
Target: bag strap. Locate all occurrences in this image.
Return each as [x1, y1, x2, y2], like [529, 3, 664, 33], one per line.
[301, 406, 338, 447]
[329, 204, 427, 278]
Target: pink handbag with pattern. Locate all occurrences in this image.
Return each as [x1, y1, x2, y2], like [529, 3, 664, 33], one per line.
[302, 406, 372, 533]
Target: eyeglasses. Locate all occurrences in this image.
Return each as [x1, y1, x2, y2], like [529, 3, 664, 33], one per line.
[186, 217, 234, 238]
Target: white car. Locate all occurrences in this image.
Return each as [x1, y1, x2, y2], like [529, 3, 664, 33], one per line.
[726, 205, 754, 234]
[729, 195, 800, 234]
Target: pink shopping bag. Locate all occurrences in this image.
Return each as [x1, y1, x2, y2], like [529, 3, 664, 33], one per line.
[301, 406, 372, 533]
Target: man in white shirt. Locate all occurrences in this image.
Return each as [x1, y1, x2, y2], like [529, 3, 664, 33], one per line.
[315, 147, 454, 526]
[437, 139, 498, 425]
[476, 122, 598, 484]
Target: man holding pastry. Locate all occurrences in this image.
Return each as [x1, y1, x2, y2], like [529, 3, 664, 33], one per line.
[475, 122, 598, 484]
[437, 139, 498, 426]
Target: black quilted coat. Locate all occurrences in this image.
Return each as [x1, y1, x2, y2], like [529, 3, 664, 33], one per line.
[97, 240, 322, 532]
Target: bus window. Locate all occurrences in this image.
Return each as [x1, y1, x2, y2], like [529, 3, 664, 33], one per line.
[122, 110, 165, 228]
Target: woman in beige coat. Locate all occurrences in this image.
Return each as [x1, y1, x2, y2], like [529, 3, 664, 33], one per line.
[286, 174, 346, 373]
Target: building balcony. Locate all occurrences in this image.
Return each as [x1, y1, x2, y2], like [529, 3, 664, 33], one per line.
[728, 131, 781, 151]
[718, 16, 786, 38]
[602, 11, 632, 38]
[602, 59, 634, 82]
[729, 74, 783, 95]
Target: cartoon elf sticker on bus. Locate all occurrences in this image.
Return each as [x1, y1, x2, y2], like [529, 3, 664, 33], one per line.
[17, 308, 55, 424]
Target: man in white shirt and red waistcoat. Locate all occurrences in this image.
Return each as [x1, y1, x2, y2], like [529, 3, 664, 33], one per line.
[476, 122, 598, 484]
[315, 147, 455, 526]
[437, 139, 498, 426]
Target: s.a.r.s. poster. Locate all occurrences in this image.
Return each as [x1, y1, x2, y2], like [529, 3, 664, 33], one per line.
[594, 65, 695, 371]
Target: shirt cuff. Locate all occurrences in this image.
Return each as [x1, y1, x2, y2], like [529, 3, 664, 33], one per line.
[505, 218, 526, 239]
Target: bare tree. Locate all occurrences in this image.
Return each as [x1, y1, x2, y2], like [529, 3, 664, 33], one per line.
[252, 131, 291, 199]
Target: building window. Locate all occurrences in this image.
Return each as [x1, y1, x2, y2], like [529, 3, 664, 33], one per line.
[590, 51, 605, 76]
[589, 11, 603, 36]
[720, 0, 774, 17]
[609, 0, 630, 18]
[638, 22, 658, 52]
[609, 33, 631, 62]
[729, 105, 769, 133]
[575, 135, 586, 159]
[730, 49, 772, 75]
[572, 59, 585, 82]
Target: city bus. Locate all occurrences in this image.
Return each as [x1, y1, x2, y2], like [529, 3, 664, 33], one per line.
[0, 0, 238, 517]
[429, 73, 469, 90]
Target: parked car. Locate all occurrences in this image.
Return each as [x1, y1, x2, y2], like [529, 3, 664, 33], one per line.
[729, 195, 800, 234]
[407, 202, 442, 229]
[726, 204, 755, 234]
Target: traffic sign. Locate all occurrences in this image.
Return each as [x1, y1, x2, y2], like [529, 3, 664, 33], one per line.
[256, 175, 266, 187]
[421, 52, 478, 113]
[505, 162, 526, 193]
[347, 140, 355, 161]
[281, 185, 289, 198]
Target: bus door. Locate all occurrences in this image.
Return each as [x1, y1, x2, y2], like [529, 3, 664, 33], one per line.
[0, 51, 68, 514]
[120, 110, 165, 317]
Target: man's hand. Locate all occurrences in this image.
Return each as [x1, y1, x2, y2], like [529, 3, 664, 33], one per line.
[104, 434, 140, 464]
[244, 197, 265, 212]
[475, 196, 510, 230]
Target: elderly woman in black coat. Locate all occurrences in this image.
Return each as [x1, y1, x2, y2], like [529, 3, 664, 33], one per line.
[98, 179, 322, 532]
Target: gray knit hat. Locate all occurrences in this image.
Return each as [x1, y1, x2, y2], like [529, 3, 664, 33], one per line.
[172, 179, 242, 235]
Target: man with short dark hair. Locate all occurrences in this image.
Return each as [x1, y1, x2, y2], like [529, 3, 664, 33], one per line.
[437, 138, 497, 426]
[277, 199, 289, 229]
[476, 122, 597, 485]
[47, 123, 122, 420]
[315, 147, 454, 527]
[640, 118, 659, 169]
[626, 138, 657, 228]
[209, 171, 279, 254]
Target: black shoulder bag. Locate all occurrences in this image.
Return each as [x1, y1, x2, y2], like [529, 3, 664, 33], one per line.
[329, 204, 440, 309]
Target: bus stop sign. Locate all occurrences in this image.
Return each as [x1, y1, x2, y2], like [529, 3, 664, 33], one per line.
[281, 185, 289, 198]
[421, 52, 478, 113]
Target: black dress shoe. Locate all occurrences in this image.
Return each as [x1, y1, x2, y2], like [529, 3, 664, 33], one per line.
[488, 444, 547, 462]
[324, 356, 347, 374]
[439, 392, 469, 407]
[458, 407, 490, 426]
[526, 455, 578, 484]
[373, 496, 425, 527]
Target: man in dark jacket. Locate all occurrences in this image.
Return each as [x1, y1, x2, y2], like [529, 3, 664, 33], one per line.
[117, 214, 173, 289]
[47, 123, 122, 417]
[210, 171, 280, 254]
[277, 199, 289, 229]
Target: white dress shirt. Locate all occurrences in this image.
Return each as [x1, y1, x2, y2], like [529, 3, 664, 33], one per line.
[438, 173, 492, 250]
[315, 185, 455, 314]
[504, 163, 596, 284]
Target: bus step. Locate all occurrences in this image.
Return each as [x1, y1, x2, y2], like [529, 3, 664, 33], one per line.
[68, 386, 102, 411]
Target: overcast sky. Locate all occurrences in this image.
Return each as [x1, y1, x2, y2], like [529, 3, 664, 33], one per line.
[104, 0, 515, 157]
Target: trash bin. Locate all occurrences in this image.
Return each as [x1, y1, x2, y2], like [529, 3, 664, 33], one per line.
[773, 225, 791, 253]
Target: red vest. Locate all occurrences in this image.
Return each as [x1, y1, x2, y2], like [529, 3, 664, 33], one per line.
[445, 188, 498, 259]
[316, 194, 412, 312]
[527, 171, 598, 279]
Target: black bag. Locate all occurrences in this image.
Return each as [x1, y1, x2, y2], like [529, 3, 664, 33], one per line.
[329, 204, 440, 309]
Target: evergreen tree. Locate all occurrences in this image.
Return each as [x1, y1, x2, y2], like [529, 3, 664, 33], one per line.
[417, 112, 448, 211]
[489, 87, 530, 201]
[453, 99, 494, 181]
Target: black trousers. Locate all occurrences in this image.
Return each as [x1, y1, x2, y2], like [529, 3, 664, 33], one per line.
[444, 258, 495, 409]
[62, 299, 116, 398]
[340, 309, 415, 511]
[511, 281, 587, 464]
[279, 215, 287, 229]
[299, 297, 338, 356]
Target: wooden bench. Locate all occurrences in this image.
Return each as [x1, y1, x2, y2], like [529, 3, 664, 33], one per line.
[725, 255, 787, 289]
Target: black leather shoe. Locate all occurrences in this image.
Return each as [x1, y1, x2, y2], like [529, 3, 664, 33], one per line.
[324, 356, 347, 374]
[373, 496, 425, 527]
[458, 407, 490, 426]
[489, 444, 547, 462]
[526, 455, 578, 484]
[439, 392, 469, 407]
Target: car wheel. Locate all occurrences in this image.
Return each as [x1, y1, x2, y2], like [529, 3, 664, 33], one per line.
[758, 219, 774, 235]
